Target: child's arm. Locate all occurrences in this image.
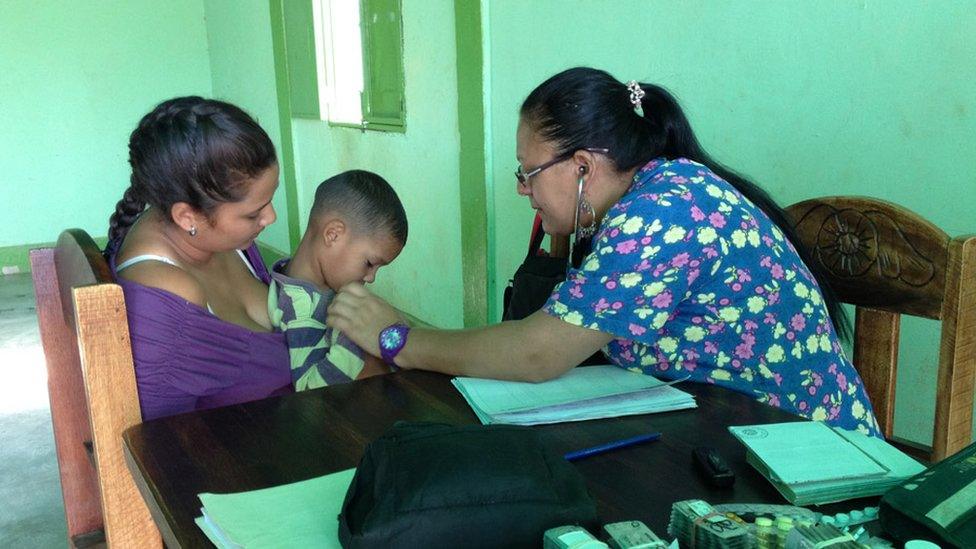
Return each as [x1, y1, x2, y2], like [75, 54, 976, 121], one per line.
[356, 353, 392, 379]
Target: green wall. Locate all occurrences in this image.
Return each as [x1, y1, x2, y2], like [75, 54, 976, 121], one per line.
[202, 0, 293, 255]
[3, 0, 971, 446]
[0, 0, 296, 265]
[289, 1, 465, 328]
[0, 0, 213, 264]
[485, 0, 976, 445]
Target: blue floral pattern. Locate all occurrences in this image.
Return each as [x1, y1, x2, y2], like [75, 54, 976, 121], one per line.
[545, 158, 880, 436]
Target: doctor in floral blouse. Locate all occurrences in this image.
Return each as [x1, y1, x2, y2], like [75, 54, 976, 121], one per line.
[328, 67, 880, 436]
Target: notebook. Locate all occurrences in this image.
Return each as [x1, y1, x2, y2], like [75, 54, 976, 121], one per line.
[452, 365, 696, 425]
[729, 422, 926, 505]
[195, 468, 355, 548]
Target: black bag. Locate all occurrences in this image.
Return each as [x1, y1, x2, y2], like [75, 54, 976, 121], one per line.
[337, 421, 598, 548]
[502, 214, 591, 321]
[502, 215, 605, 365]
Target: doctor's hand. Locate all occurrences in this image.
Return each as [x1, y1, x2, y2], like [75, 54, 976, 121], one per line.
[326, 282, 404, 358]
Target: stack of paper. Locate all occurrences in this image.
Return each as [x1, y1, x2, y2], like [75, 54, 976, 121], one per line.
[729, 422, 926, 505]
[195, 469, 354, 548]
[452, 365, 696, 426]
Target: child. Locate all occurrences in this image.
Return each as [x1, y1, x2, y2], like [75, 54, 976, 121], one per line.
[268, 170, 408, 390]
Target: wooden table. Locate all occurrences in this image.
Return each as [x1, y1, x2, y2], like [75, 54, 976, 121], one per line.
[124, 370, 811, 548]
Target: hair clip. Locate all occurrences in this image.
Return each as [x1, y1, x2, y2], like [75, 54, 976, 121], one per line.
[626, 80, 645, 110]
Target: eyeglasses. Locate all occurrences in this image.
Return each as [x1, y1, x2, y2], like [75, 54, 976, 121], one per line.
[515, 148, 610, 186]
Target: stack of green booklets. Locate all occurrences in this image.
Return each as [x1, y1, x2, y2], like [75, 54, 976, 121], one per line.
[729, 422, 926, 505]
[452, 365, 696, 425]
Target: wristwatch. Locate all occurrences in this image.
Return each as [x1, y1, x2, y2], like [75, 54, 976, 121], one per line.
[379, 323, 410, 364]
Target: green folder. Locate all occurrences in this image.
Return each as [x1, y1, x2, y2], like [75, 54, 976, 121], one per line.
[194, 468, 355, 548]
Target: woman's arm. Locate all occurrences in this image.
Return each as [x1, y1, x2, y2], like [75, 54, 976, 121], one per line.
[326, 283, 613, 382]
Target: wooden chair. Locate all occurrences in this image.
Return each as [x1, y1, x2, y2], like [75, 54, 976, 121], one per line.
[786, 197, 976, 462]
[30, 229, 161, 548]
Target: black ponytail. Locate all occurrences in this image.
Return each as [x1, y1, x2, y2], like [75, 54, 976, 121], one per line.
[106, 96, 276, 248]
[521, 67, 851, 342]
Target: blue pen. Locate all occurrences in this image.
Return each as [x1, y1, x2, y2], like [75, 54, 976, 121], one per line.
[564, 432, 662, 462]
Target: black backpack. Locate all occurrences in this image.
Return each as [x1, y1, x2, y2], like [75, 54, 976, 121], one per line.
[502, 214, 590, 321]
[502, 215, 604, 365]
[337, 422, 598, 548]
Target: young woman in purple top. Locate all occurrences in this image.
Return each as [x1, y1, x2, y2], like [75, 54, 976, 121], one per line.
[105, 97, 291, 420]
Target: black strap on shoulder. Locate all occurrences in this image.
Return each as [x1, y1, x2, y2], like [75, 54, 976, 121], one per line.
[525, 213, 547, 260]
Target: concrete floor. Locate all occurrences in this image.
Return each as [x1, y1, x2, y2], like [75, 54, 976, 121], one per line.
[0, 272, 68, 548]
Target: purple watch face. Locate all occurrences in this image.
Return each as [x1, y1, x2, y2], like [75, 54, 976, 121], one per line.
[379, 323, 409, 363]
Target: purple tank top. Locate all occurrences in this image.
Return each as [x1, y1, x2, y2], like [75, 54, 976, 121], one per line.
[108, 242, 292, 420]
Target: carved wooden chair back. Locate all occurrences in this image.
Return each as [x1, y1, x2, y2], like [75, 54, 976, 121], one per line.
[30, 229, 161, 547]
[786, 197, 976, 461]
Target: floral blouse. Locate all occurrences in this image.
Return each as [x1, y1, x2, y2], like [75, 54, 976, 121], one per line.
[545, 158, 880, 436]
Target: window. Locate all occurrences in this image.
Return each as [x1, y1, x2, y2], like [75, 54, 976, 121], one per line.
[312, 0, 406, 131]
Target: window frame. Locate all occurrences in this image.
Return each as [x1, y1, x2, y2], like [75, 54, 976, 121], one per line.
[358, 0, 406, 132]
[313, 0, 406, 133]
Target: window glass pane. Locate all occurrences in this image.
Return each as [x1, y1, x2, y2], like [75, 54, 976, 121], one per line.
[326, 0, 364, 124]
[360, 0, 405, 127]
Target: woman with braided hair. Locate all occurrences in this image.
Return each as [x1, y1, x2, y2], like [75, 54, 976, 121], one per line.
[105, 96, 291, 420]
[327, 67, 881, 436]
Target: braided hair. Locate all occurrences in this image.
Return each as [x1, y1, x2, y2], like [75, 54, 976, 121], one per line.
[107, 96, 276, 244]
[520, 67, 851, 342]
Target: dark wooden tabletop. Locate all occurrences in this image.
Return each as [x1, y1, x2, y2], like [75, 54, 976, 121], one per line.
[123, 369, 818, 548]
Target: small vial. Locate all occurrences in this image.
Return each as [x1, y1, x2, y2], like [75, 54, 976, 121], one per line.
[775, 516, 794, 549]
[850, 510, 864, 523]
[754, 517, 775, 549]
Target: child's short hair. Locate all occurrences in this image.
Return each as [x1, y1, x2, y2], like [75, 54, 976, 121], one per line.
[310, 170, 408, 244]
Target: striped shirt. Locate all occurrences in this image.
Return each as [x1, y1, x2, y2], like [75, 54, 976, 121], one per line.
[268, 260, 367, 390]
